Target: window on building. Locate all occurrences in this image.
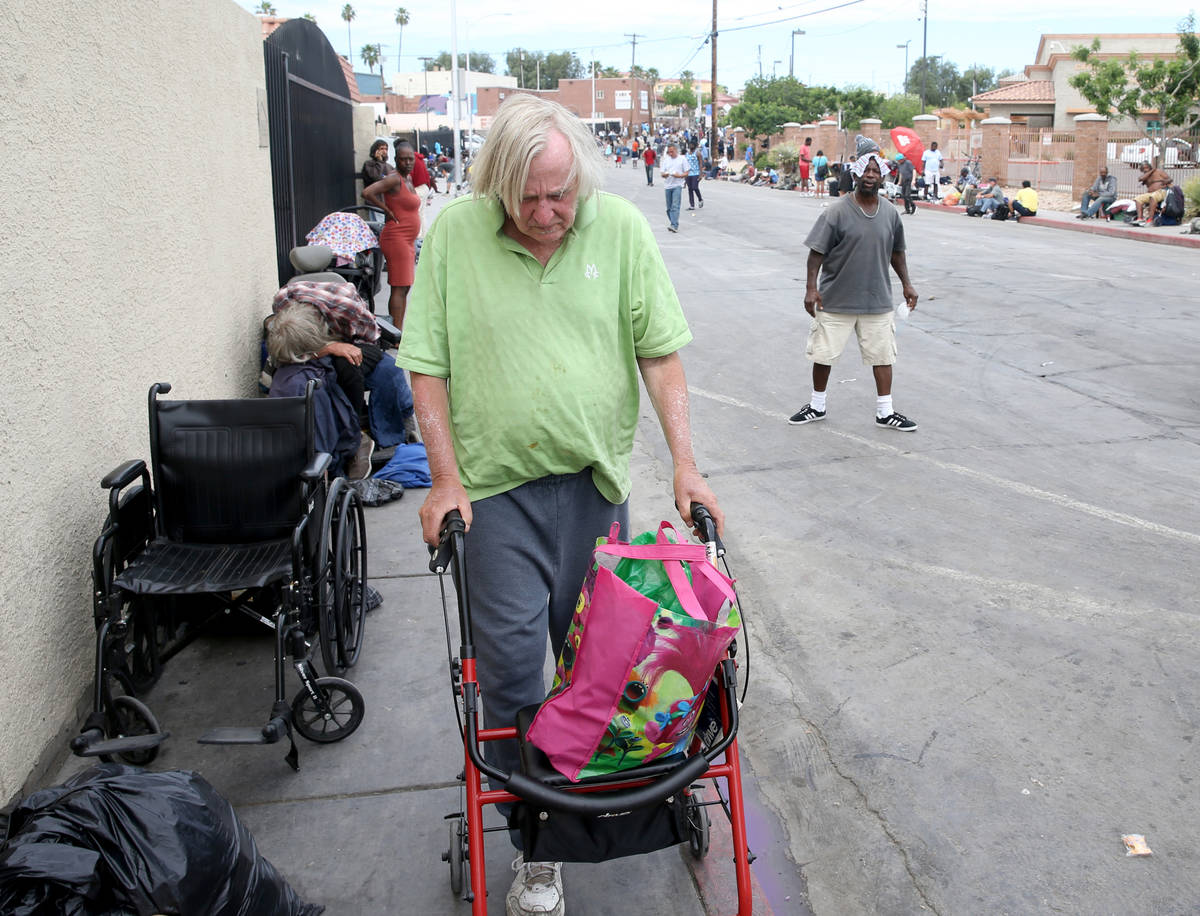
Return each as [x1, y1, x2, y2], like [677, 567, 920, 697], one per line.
[596, 90, 604, 99]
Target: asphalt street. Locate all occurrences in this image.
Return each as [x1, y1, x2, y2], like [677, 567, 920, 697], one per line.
[613, 168, 1200, 914]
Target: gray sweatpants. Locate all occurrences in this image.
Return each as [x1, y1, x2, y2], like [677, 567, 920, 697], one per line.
[464, 469, 628, 838]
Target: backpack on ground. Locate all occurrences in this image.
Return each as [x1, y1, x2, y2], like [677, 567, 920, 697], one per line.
[1156, 184, 1185, 226]
[993, 203, 1010, 222]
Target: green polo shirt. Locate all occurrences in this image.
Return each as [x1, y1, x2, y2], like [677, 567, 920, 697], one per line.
[396, 191, 691, 504]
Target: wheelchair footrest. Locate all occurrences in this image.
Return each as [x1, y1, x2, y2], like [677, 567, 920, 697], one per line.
[198, 726, 277, 746]
[76, 732, 169, 758]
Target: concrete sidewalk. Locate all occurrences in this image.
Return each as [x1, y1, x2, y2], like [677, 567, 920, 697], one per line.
[47, 485, 779, 914]
[910, 196, 1200, 248]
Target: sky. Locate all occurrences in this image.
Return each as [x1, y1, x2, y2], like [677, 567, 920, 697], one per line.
[237, 0, 1194, 96]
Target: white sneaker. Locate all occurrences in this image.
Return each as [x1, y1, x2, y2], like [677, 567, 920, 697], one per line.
[506, 855, 563, 916]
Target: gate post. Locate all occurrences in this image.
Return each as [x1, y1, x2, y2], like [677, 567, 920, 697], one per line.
[1072, 114, 1108, 203]
[980, 117, 1012, 185]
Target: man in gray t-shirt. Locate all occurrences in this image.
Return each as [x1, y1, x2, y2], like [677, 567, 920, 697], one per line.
[789, 144, 920, 431]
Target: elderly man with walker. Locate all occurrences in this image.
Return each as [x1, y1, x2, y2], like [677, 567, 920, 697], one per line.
[396, 94, 723, 916]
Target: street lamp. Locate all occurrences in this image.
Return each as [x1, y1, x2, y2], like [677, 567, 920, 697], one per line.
[772, 60, 782, 80]
[897, 40, 911, 94]
[790, 29, 805, 79]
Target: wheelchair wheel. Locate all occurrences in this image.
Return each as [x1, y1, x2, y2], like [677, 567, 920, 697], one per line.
[685, 791, 710, 859]
[291, 676, 364, 743]
[331, 486, 367, 669]
[100, 695, 162, 766]
[316, 478, 347, 675]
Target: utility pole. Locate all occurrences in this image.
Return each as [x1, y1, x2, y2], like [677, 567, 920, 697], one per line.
[790, 29, 805, 79]
[418, 56, 433, 135]
[757, 44, 763, 80]
[625, 33, 641, 136]
[709, 0, 718, 155]
[920, 0, 929, 113]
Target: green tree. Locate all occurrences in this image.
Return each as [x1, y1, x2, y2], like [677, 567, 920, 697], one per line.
[302, 12, 316, 22]
[255, 1, 276, 14]
[838, 86, 885, 129]
[907, 56, 960, 109]
[958, 65, 998, 104]
[341, 4, 355, 64]
[661, 80, 696, 110]
[1070, 15, 1200, 148]
[877, 93, 922, 129]
[395, 7, 409, 72]
[505, 48, 535, 86]
[361, 43, 381, 74]
[427, 51, 494, 73]
[540, 51, 583, 87]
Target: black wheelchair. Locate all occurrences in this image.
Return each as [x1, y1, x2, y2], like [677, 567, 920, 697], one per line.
[72, 382, 369, 770]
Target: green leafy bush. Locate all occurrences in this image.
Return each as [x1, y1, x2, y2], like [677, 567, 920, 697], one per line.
[1184, 175, 1200, 218]
[773, 143, 800, 173]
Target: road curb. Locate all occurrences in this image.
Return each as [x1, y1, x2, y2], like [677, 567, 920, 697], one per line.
[910, 200, 1200, 249]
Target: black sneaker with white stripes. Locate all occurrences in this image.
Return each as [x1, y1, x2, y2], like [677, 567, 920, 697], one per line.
[788, 404, 826, 425]
[875, 412, 917, 431]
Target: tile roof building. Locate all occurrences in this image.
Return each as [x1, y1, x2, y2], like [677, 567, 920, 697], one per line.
[971, 34, 1183, 130]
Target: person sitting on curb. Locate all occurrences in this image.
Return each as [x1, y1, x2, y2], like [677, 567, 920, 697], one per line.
[969, 177, 1005, 216]
[1077, 167, 1117, 219]
[1012, 180, 1038, 221]
[1131, 162, 1171, 226]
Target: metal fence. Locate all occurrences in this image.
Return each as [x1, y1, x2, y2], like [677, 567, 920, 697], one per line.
[1104, 129, 1200, 199]
[1006, 127, 1076, 193]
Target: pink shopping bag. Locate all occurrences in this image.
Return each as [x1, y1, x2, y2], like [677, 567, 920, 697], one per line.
[526, 522, 740, 782]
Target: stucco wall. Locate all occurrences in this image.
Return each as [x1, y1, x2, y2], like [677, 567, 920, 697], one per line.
[0, 1, 277, 802]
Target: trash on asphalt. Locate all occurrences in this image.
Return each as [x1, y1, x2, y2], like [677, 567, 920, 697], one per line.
[1121, 834, 1153, 856]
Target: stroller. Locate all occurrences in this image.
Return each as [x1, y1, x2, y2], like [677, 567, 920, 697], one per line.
[430, 504, 754, 914]
[303, 208, 385, 305]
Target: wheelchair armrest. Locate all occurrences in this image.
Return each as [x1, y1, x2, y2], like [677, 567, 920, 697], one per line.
[101, 459, 146, 490]
[301, 452, 332, 480]
[375, 315, 402, 348]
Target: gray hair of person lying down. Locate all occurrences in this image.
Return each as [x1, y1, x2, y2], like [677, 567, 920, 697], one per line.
[470, 92, 604, 218]
[266, 302, 334, 365]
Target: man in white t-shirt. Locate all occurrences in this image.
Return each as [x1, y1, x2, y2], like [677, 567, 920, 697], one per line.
[920, 141, 943, 200]
[660, 143, 688, 233]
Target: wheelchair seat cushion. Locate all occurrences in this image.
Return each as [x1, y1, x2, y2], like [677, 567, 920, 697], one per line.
[113, 538, 292, 595]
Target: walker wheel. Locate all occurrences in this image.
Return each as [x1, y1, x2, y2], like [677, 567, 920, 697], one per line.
[685, 792, 710, 859]
[444, 818, 466, 895]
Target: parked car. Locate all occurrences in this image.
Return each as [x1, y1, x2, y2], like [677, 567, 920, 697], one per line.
[1118, 137, 1195, 167]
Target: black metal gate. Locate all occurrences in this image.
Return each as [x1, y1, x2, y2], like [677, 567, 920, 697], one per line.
[264, 20, 356, 286]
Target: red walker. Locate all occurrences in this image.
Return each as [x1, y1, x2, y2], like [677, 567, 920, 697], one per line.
[429, 504, 754, 914]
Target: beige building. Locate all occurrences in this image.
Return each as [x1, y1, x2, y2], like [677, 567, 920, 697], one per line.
[972, 33, 1183, 130]
[476, 76, 655, 134]
[0, 1, 278, 803]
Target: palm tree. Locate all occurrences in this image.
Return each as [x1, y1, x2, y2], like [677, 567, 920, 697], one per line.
[341, 4, 356, 64]
[255, 1, 276, 14]
[361, 43, 381, 74]
[395, 7, 409, 72]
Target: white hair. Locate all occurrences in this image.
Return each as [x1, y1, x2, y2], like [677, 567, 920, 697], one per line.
[471, 93, 604, 217]
[267, 303, 333, 365]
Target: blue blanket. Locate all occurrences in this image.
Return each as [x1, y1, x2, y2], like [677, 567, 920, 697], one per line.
[372, 442, 431, 488]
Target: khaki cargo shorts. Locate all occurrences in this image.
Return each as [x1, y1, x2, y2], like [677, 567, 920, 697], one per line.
[806, 310, 897, 365]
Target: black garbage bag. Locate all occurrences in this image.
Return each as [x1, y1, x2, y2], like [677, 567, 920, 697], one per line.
[0, 764, 322, 915]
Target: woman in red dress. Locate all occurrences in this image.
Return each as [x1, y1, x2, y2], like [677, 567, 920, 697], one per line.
[364, 140, 422, 328]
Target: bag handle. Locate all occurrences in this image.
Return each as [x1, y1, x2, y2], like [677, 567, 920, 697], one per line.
[594, 541, 737, 622]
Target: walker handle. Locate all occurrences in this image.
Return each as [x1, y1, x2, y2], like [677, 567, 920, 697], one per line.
[429, 509, 466, 573]
[690, 503, 725, 558]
